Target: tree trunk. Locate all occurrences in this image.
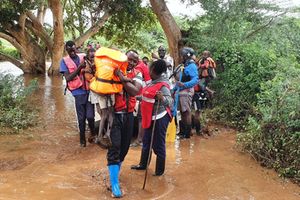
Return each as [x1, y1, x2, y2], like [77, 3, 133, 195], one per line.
[26, 11, 53, 52]
[3, 26, 45, 74]
[48, 0, 64, 75]
[149, 0, 182, 67]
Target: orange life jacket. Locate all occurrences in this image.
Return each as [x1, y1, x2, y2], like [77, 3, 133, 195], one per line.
[114, 69, 138, 113]
[63, 53, 88, 91]
[199, 57, 216, 78]
[89, 47, 128, 94]
[141, 82, 172, 129]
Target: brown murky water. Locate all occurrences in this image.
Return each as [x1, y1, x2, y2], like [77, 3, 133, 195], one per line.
[0, 75, 299, 200]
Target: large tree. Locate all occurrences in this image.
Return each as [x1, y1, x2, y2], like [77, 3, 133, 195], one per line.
[149, 0, 182, 66]
[0, 0, 153, 75]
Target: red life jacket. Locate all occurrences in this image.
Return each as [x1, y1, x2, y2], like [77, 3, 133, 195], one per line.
[141, 82, 172, 129]
[63, 53, 89, 91]
[114, 69, 138, 112]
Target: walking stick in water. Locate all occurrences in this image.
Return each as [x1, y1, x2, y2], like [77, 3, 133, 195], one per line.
[142, 100, 160, 190]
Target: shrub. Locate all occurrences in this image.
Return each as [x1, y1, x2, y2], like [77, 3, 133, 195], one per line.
[0, 75, 38, 133]
[237, 66, 300, 183]
[209, 42, 278, 128]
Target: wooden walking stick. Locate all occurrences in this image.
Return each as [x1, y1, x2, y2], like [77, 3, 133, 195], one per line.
[142, 99, 160, 190]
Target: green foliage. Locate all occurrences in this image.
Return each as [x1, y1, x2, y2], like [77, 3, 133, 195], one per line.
[100, 2, 157, 50]
[0, 75, 38, 133]
[0, 47, 20, 59]
[184, 0, 299, 129]
[0, 0, 41, 28]
[182, 0, 300, 182]
[237, 66, 300, 183]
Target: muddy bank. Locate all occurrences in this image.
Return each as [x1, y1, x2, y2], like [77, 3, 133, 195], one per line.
[0, 75, 299, 200]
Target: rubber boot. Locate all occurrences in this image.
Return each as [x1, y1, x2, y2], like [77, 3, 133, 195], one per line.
[154, 156, 165, 176]
[87, 118, 96, 143]
[79, 132, 86, 147]
[179, 120, 184, 136]
[184, 124, 191, 139]
[131, 150, 149, 170]
[179, 123, 185, 139]
[108, 165, 122, 198]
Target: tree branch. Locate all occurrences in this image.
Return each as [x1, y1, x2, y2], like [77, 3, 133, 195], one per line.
[74, 10, 111, 47]
[19, 13, 27, 32]
[26, 11, 53, 51]
[0, 32, 26, 54]
[245, 12, 286, 39]
[0, 52, 23, 70]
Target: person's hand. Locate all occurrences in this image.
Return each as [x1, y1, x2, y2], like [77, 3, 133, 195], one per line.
[156, 91, 164, 101]
[136, 96, 142, 101]
[114, 68, 123, 77]
[78, 62, 86, 70]
[121, 76, 133, 83]
[177, 81, 184, 87]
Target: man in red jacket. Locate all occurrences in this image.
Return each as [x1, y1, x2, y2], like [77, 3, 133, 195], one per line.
[107, 50, 143, 198]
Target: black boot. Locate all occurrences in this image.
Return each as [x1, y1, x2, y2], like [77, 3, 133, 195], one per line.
[184, 124, 191, 138]
[154, 156, 165, 176]
[87, 118, 96, 143]
[195, 121, 201, 135]
[178, 122, 185, 138]
[131, 150, 149, 170]
[80, 132, 86, 147]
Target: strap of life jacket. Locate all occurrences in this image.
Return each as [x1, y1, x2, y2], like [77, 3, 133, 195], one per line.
[96, 77, 122, 84]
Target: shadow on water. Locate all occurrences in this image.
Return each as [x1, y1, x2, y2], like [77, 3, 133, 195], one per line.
[0, 75, 299, 200]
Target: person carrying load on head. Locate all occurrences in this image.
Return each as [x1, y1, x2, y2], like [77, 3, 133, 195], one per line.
[60, 40, 95, 148]
[131, 59, 173, 176]
[172, 47, 199, 139]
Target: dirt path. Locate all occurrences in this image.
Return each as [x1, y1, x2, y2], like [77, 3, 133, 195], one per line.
[0, 125, 299, 200]
[0, 75, 299, 200]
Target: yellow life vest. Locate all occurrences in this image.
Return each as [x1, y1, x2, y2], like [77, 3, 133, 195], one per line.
[89, 47, 128, 94]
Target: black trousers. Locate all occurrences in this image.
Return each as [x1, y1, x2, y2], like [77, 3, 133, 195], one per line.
[74, 94, 95, 144]
[142, 114, 170, 159]
[107, 112, 134, 165]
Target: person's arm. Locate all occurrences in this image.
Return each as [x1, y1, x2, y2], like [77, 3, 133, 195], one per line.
[157, 86, 173, 108]
[182, 63, 199, 89]
[62, 60, 86, 82]
[115, 70, 142, 96]
[83, 61, 94, 81]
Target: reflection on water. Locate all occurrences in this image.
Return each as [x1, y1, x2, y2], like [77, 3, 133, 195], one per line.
[174, 139, 182, 165]
[24, 74, 77, 127]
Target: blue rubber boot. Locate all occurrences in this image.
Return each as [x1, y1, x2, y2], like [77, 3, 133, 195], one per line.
[118, 162, 122, 170]
[108, 165, 122, 198]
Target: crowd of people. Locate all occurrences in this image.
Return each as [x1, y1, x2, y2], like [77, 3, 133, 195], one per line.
[60, 40, 216, 198]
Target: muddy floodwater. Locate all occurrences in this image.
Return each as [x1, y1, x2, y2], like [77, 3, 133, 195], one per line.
[0, 75, 299, 200]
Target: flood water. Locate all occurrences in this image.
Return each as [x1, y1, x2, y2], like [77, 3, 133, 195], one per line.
[0, 75, 299, 200]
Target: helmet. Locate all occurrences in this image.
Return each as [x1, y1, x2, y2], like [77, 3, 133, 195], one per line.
[181, 47, 195, 58]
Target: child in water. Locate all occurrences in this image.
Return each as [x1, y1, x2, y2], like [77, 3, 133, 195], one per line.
[131, 59, 173, 176]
